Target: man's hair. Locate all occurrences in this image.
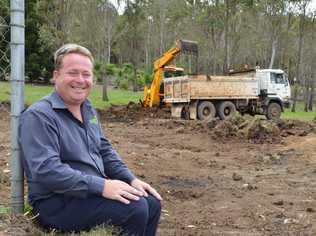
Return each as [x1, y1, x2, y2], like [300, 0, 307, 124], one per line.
[54, 44, 94, 70]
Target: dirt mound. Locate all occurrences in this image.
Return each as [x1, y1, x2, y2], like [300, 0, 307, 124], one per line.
[98, 104, 315, 144]
[210, 115, 315, 143]
[276, 119, 315, 137]
[97, 102, 171, 123]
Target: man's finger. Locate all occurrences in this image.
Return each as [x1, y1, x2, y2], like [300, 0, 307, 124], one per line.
[140, 188, 148, 197]
[121, 191, 140, 201]
[116, 195, 130, 205]
[126, 186, 143, 196]
[147, 186, 162, 201]
[134, 184, 148, 197]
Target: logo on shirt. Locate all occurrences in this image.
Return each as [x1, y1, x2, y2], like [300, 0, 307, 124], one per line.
[90, 116, 98, 125]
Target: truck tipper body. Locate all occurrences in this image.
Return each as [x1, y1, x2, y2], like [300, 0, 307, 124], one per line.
[163, 69, 291, 120]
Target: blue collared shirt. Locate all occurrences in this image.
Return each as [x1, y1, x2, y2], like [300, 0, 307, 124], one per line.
[19, 91, 135, 204]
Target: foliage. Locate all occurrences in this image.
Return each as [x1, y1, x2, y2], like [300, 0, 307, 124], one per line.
[94, 62, 118, 83]
[114, 63, 151, 90]
[25, 0, 54, 83]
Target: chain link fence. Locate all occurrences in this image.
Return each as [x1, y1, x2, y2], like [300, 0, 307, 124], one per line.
[0, 3, 10, 81]
[0, 3, 10, 114]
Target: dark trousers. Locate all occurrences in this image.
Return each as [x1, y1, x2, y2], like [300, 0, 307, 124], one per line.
[33, 194, 161, 236]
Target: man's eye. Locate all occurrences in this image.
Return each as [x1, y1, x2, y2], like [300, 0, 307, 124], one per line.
[82, 73, 92, 78]
[67, 71, 79, 77]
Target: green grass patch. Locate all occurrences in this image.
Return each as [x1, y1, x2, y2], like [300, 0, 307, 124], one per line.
[0, 205, 10, 215]
[0, 81, 142, 109]
[282, 102, 316, 121]
[29, 224, 117, 236]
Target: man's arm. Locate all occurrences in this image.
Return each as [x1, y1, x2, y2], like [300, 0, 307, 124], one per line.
[97, 123, 162, 202]
[99, 134, 136, 184]
[20, 110, 105, 198]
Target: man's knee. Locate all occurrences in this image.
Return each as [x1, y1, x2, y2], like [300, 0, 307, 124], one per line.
[128, 197, 149, 225]
[147, 195, 162, 217]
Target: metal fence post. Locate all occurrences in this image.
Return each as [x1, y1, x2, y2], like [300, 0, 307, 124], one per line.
[10, 0, 25, 214]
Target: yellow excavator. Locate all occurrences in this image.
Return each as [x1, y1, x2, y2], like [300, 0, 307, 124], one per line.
[142, 39, 198, 107]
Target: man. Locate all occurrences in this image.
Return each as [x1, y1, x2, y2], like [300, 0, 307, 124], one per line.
[19, 44, 162, 235]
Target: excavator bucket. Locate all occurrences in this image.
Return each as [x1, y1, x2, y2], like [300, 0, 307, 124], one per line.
[177, 39, 198, 56]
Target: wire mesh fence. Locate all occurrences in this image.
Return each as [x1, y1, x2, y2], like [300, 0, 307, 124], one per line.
[0, 3, 10, 81]
[0, 3, 10, 114]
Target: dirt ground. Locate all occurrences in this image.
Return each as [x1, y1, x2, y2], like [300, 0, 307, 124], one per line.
[1, 102, 316, 235]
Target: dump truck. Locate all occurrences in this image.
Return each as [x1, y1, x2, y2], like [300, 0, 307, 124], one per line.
[142, 39, 198, 107]
[163, 69, 291, 120]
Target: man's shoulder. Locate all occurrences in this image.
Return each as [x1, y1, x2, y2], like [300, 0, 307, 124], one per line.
[23, 94, 54, 117]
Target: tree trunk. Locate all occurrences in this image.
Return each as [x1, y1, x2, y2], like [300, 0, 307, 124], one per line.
[308, 15, 316, 111]
[223, 0, 229, 74]
[133, 66, 137, 92]
[107, 29, 111, 63]
[291, 84, 298, 112]
[304, 78, 310, 112]
[308, 78, 315, 111]
[269, 39, 277, 69]
[211, 26, 217, 75]
[292, 2, 306, 113]
[102, 73, 109, 102]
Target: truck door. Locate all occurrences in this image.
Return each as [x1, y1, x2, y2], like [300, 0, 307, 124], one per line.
[269, 72, 290, 99]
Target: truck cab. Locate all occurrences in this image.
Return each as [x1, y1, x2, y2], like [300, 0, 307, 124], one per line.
[256, 69, 291, 108]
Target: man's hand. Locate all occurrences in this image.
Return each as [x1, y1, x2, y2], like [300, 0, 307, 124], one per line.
[102, 179, 143, 204]
[131, 178, 162, 201]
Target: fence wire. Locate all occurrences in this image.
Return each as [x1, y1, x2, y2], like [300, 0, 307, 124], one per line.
[0, 4, 10, 81]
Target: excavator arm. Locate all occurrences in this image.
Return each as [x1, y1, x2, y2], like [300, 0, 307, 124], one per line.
[142, 39, 198, 107]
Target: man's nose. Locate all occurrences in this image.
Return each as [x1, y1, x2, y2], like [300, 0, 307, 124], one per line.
[76, 73, 86, 82]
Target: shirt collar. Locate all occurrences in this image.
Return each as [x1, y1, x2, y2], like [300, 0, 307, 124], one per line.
[45, 91, 91, 110]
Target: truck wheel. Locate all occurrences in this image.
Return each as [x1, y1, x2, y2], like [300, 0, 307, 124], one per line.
[181, 105, 190, 120]
[218, 101, 236, 120]
[197, 101, 216, 121]
[266, 102, 281, 120]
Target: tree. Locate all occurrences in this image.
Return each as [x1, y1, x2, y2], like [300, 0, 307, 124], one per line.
[292, 0, 309, 112]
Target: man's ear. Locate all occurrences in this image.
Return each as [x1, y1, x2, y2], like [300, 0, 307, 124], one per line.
[52, 70, 59, 84]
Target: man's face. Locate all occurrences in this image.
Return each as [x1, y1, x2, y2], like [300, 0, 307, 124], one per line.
[53, 53, 93, 106]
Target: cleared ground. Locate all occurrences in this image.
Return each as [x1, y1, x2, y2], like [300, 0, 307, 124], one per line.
[1, 103, 316, 235]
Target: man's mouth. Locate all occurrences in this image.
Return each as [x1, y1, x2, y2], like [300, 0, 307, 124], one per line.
[70, 85, 86, 91]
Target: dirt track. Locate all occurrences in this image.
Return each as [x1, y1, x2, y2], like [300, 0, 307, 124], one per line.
[1, 104, 316, 235]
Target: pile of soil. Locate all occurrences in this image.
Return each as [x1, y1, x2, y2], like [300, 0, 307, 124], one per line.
[97, 102, 170, 123]
[209, 115, 315, 143]
[98, 104, 315, 144]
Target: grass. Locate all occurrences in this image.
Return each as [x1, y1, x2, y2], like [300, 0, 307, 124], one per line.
[282, 105, 316, 121]
[0, 203, 118, 236]
[29, 224, 118, 236]
[0, 81, 142, 109]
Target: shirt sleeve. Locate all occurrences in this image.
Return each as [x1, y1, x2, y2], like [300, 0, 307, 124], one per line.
[98, 127, 136, 184]
[19, 109, 105, 198]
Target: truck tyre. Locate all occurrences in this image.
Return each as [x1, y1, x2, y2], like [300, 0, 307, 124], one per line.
[181, 105, 190, 120]
[218, 101, 236, 120]
[197, 101, 216, 121]
[266, 102, 281, 120]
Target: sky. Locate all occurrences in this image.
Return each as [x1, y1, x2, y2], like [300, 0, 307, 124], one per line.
[308, 0, 316, 12]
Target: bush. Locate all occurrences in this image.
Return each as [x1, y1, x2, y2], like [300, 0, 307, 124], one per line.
[94, 62, 153, 91]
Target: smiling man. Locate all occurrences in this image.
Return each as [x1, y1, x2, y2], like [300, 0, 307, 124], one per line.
[19, 44, 162, 235]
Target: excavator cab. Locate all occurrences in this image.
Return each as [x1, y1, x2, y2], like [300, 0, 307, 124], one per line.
[142, 39, 198, 107]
